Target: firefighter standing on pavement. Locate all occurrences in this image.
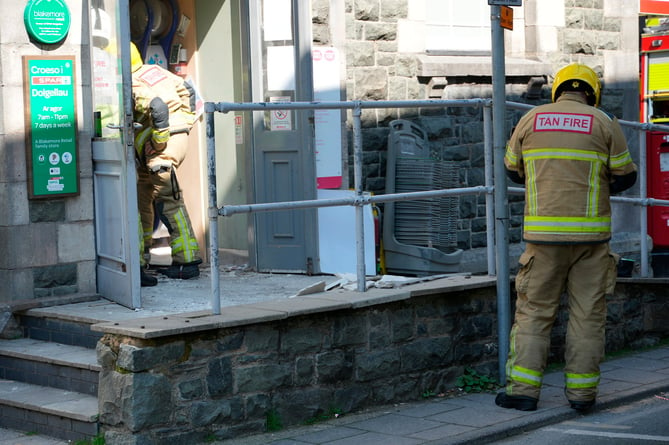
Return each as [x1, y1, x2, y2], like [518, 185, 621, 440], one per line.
[131, 43, 201, 286]
[495, 63, 638, 412]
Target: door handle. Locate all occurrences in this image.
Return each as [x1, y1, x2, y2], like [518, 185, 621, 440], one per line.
[106, 123, 143, 130]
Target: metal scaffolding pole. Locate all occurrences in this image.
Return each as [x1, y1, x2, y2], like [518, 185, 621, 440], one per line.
[206, 103, 221, 315]
[352, 103, 366, 292]
[483, 105, 496, 275]
[491, 4, 512, 384]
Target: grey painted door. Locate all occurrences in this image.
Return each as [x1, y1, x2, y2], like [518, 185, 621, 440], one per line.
[91, 0, 141, 308]
[248, 0, 318, 273]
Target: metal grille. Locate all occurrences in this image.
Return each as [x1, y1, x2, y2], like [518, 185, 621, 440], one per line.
[393, 158, 459, 252]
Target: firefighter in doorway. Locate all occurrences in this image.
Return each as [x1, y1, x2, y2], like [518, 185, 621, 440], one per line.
[495, 63, 637, 412]
[131, 43, 201, 286]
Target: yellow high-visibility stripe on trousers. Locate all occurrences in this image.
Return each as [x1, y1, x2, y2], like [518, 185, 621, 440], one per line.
[170, 208, 199, 263]
[565, 372, 600, 389]
[509, 365, 543, 388]
[505, 326, 543, 391]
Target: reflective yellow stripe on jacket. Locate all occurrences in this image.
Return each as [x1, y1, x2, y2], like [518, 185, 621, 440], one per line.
[610, 150, 635, 169]
[134, 127, 152, 157]
[523, 216, 611, 235]
[523, 147, 610, 237]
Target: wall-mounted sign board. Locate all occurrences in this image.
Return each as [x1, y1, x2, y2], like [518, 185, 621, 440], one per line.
[23, 56, 79, 199]
[24, 0, 71, 45]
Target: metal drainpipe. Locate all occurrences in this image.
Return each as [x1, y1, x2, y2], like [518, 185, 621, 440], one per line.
[491, 5, 511, 383]
[206, 104, 221, 315]
[352, 102, 366, 292]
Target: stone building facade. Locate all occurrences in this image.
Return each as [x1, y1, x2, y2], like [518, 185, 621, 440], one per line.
[0, 0, 647, 299]
[0, 5, 98, 301]
[314, 0, 641, 253]
[1, 1, 664, 443]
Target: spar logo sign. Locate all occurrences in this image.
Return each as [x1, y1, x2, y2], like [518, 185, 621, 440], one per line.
[23, 55, 79, 198]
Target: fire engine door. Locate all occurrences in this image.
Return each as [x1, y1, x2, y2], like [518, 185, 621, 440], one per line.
[642, 30, 669, 249]
[648, 133, 669, 248]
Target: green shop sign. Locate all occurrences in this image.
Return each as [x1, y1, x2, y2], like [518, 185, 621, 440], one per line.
[23, 56, 79, 198]
[24, 0, 71, 45]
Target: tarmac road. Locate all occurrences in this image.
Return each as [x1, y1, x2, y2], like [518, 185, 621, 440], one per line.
[490, 395, 669, 444]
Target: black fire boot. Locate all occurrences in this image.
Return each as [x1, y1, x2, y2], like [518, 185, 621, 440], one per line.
[569, 399, 595, 412]
[495, 392, 538, 411]
[141, 269, 158, 287]
[158, 260, 201, 280]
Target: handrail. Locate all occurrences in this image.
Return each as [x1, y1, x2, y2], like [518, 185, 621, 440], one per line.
[205, 98, 669, 317]
[206, 99, 495, 316]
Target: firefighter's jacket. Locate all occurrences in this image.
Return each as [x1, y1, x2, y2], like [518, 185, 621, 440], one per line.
[132, 64, 195, 151]
[504, 92, 637, 244]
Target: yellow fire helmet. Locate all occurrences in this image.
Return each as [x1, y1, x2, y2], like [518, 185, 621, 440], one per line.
[130, 42, 143, 73]
[551, 63, 601, 107]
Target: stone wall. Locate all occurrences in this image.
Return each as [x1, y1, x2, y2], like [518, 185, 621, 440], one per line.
[96, 279, 669, 444]
[0, 3, 97, 301]
[313, 0, 639, 254]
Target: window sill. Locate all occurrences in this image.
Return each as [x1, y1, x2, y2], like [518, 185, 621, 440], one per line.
[417, 54, 552, 78]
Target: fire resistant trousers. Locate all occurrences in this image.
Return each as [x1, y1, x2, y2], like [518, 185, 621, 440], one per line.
[504, 242, 618, 402]
[137, 132, 201, 266]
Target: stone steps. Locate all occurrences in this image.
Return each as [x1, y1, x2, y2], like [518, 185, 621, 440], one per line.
[0, 317, 101, 441]
[0, 338, 100, 396]
[0, 379, 98, 441]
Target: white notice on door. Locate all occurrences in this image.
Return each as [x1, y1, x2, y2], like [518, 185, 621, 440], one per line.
[661, 152, 669, 172]
[270, 96, 292, 131]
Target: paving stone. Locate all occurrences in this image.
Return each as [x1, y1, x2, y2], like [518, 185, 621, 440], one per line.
[395, 400, 461, 418]
[346, 413, 443, 435]
[607, 357, 669, 372]
[408, 423, 474, 441]
[426, 405, 524, 428]
[605, 368, 669, 385]
[292, 426, 365, 443]
[326, 432, 421, 445]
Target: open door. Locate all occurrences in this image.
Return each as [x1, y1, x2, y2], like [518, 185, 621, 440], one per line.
[91, 0, 141, 308]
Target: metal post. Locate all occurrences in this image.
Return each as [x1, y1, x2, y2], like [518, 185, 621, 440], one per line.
[206, 105, 221, 315]
[352, 102, 366, 291]
[639, 130, 649, 277]
[483, 104, 496, 276]
[491, 5, 511, 383]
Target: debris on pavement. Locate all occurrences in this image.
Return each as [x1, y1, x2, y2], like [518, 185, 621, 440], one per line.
[323, 272, 472, 291]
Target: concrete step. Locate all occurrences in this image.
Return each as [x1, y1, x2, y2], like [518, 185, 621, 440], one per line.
[17, 310, 103, 349]
[0, 338, 100, 396]
[0, 379, 98, 442]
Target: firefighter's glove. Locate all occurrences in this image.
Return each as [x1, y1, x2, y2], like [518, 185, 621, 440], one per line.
[149, 97, 170, 130]
[149, 97, 170, 147]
